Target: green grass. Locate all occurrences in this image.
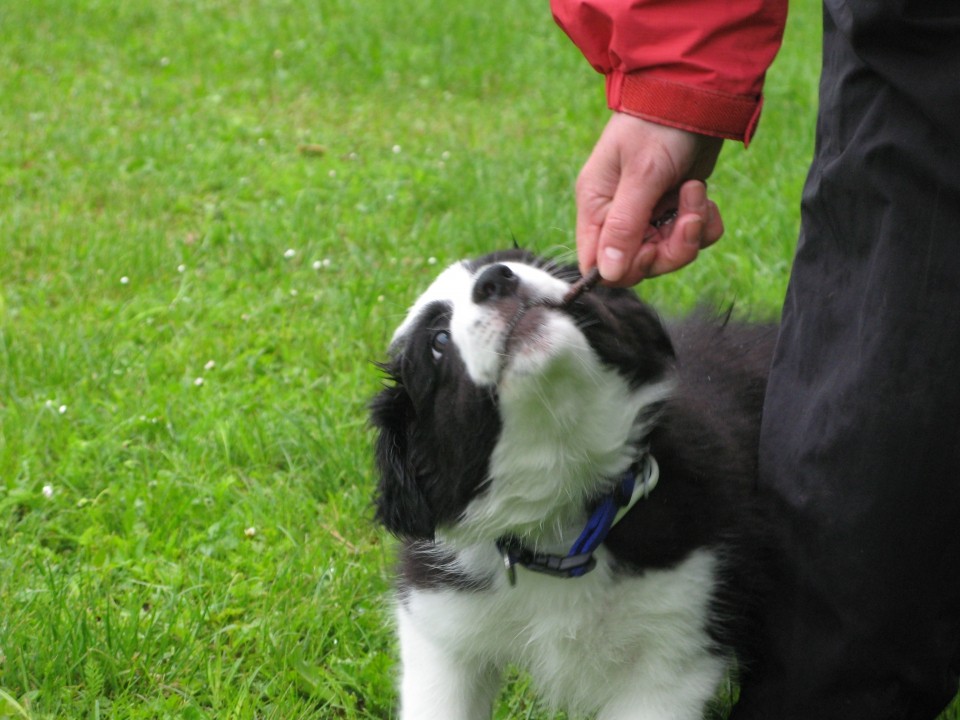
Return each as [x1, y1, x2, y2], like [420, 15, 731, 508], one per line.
[0, 1, 956, 718]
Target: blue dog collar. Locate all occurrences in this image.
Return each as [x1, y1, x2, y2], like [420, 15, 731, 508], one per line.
[496, 454, 659, 586]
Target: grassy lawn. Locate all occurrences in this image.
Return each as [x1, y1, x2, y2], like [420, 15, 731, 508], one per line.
[1, 1, 955, 718]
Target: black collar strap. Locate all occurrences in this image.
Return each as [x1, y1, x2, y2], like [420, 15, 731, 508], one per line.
[496, 453, 659, 586]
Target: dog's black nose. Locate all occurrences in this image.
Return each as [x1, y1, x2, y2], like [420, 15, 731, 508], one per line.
[472, 264, 519, 304]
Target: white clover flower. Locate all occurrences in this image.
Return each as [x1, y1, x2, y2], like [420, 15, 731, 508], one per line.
[42, 484, 54, 499]
[392, 144, 402, 154]
[204, 360, 216, 371]
[120, 276, 130, 285]
[194, 377, 204, 387]
[283, 248, 296, 259]
[244, 527, 257, 538]
[58, 405, 67, 414]
[312, 260, 322, 271]
[427, 257, 437, 265]
[177, 264, 186, 273]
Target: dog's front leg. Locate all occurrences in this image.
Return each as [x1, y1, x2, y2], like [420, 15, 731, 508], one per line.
[595, 652, 727, 720]
[397, 604, 500, 720]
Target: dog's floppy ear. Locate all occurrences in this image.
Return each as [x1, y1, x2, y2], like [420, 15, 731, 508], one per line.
[370, 383, 437, 540]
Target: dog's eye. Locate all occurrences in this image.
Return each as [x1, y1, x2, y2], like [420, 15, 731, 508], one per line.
[431, 330, 450, 361]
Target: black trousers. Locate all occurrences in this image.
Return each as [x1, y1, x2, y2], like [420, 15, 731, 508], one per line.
[732, 2, 960, 719]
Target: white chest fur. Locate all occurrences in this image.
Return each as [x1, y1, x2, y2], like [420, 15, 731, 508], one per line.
[395, 548, 727, 720]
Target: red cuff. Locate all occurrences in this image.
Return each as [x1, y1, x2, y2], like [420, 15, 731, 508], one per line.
[608, 72, 764, 146]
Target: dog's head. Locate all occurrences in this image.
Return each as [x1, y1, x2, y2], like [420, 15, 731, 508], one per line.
[371, 249, 675, 544]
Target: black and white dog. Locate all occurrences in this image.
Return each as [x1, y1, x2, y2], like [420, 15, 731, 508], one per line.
[371, 249, 776, 720]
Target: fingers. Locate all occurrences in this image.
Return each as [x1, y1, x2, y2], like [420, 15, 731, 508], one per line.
[593, 181, 724, 286]
[678, 179, 724, 250]
[573, 112, 725, 286]
[574, 130, 619, 278]
[641, 181, 725, 280]
[575, 114, 679, 282]
[574, 180, 605, 281]
[595, 181, 662, 282]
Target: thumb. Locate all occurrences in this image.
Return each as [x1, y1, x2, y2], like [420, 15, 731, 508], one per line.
[596, 176, 664, 284]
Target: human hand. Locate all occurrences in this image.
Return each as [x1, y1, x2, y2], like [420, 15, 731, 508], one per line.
[575, 112, 726, 286]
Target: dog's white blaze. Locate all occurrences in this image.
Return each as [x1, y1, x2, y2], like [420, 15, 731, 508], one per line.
[398, 549, 725, 720]
[451, 260, 571, 386]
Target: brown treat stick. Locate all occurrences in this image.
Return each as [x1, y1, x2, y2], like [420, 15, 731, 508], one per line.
[561, 267, 602, 307]
[558, 209, 674, 307]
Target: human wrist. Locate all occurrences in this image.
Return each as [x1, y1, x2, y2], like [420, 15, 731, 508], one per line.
[606, 71, 764, 147]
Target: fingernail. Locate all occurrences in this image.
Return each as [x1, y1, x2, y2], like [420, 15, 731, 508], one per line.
[599, 246, 625, 281]
[684, 218, 704, 247]
[691, 187, 707, 213]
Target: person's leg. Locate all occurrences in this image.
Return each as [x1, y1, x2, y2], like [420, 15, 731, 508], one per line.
[733, 2, 960, 718]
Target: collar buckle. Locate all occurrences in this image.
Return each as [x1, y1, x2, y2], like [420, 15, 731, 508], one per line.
[497, 538, 597, 586]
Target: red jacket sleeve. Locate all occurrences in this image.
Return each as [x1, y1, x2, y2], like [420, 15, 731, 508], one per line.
[551, 0, 788, 145]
